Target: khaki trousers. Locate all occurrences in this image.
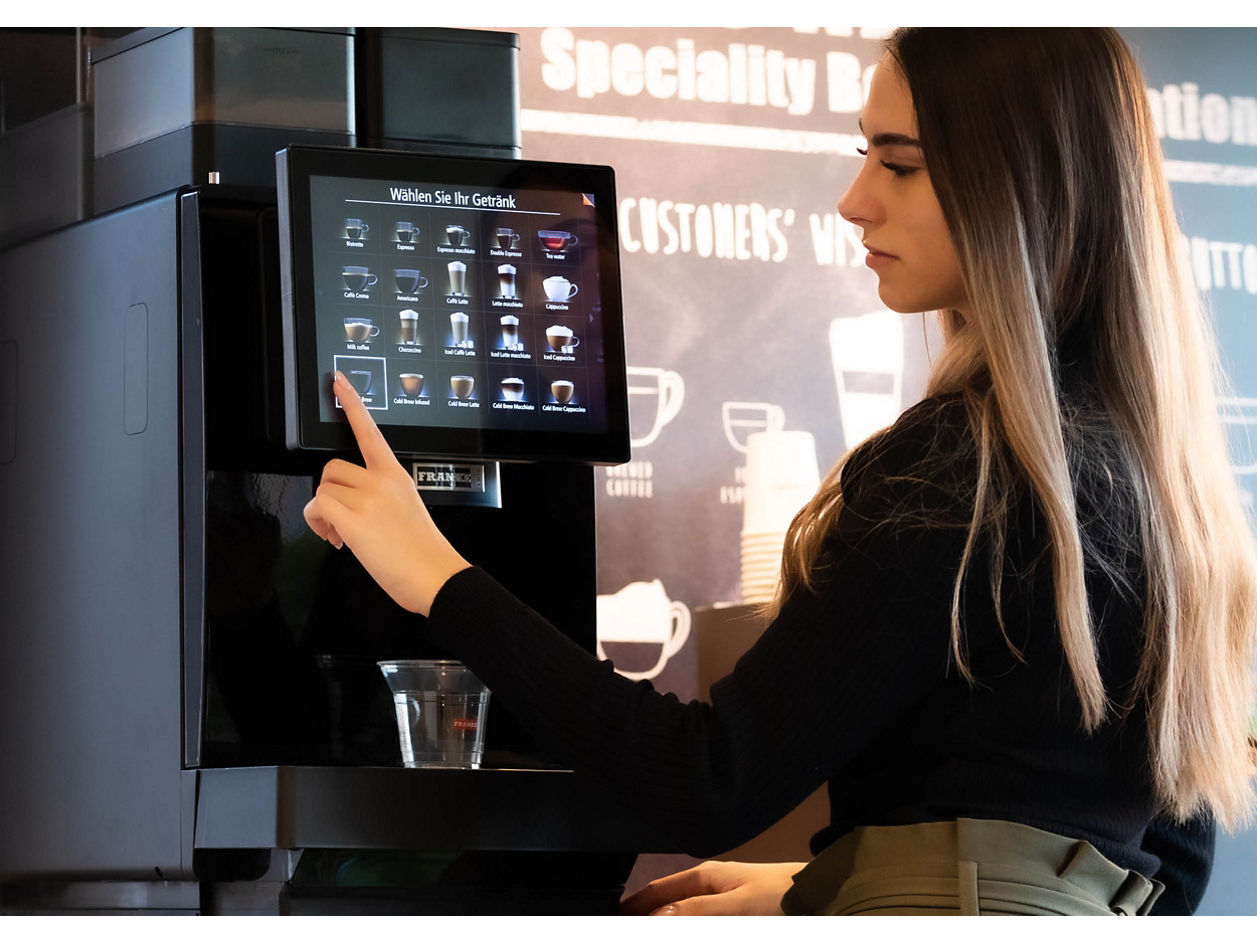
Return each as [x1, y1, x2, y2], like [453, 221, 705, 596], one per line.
[781, 818, 1163, 915]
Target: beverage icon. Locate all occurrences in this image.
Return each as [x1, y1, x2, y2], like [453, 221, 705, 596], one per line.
[449, 312, 472, 349]
[500, 315, 521, 351]
[500, 377, 526, 402]
[349, 370, 373, 396]
[497, 264, 518, 299]
[627, 366, 685, 448]
[344, 218, 369, 241]
[538, 229, 578, 252]
[545, 325, 580, 354]
[448, 261, 467, 296]
[395, 221, 419, 244]
[551, 379, 575, 404]
[496, 227, 520, 250]
[344, 317, 380, 343]
[393, 268, 429, 295]
[343, 266, 378, 292]
[542, 275, 578, 303]
[450, 375, 475, 400]
[445, 225, 470, 247]
[399, 373, 424, 398]
[721, 401, 786, 453]
[398, 309, 420, 345]
[596, 580, 690, 682]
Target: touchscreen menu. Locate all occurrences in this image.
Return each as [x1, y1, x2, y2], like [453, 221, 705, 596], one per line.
[278, 146, 629, 462]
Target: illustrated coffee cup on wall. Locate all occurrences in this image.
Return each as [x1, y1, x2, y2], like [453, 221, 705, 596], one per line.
[451, 375, 475, 400]
[345, 218, 369, 241]
[542, 275, 578, 303]
[538, 229, 578, 252]
[393, 268, 428, 295]
[344, 317, 380, 342]
[343, 266, 378, 292]
[398, 309, 420, 345]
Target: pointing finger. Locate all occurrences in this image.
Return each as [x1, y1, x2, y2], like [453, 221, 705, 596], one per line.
[333, 371, 395, 470]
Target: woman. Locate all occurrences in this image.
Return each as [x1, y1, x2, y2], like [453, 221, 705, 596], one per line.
[303, 28, 1257, 915]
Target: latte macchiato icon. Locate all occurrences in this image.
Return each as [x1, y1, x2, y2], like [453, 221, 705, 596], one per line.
[500, 377, 525, 402]
[545, 325, 579, 353]
[542, 275, 578, 303]
[393, 268, 428, 295]
[538, 229, 578, 252]
[343, 266, 378, 292]
[344, 317, 380, 343]
[345, 218, 369, 241]
[551, 380, 575, 405]
[500, 315, 521, 350]
[450, 375, 475, 400]
[399, 373, 424, 397]
[497, 264, 518, 299]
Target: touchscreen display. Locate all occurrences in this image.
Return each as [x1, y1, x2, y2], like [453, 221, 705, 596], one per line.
[278, 146, 629, 462]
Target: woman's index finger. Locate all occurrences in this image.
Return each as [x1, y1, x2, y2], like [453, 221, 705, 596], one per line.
[332, 371, 394, 468]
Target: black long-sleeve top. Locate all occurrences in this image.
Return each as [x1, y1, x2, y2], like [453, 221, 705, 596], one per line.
[426, 392, 1213, 911]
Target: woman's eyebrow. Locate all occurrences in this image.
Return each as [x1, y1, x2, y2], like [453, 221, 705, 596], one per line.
[858, 118, 922, 148]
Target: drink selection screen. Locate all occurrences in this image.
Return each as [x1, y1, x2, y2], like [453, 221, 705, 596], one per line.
[309, 174, 610, 435]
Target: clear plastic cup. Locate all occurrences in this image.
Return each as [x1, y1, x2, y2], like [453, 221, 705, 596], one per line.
[377, 660, 490, 769]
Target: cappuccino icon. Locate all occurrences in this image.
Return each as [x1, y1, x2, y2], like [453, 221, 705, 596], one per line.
[500, 315, 521, 351]
[450, 375, 475, 400]
[393, 268, 428, 295]
[545, 325, 580, 354]
[344, 218, 369, 241]
[344, 317, 380, 343]
[395, 221, 418, 244]
[538, 229, 578, 252]
[496, 228, 520, 250]
[551, 380, 575, 405]
[596, 580, 691, 682]
[343, 266, 378, 292]
[398, 309, 420, 345]
[497, 264, 518, 299]
[399, 373, 424, 398]
[445, 225, 469, 247]
[448, 261, 467, 296]
[627, 366, 685, 448]
[500, 377, 526, 402]
[450, 312, 471, 348]
[542, 275, 578, 303]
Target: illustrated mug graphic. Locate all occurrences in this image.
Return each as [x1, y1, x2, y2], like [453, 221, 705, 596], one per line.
[721, 401, 786, 454]
[344, 218, 369, 241]
[596, 580, 691, 682]
[344, 317, 380, 343]
[343, 266, 378, 292]
[393, 268, 429, 295]
[830, 311, 906, 450]
[627, 366, 685, 449]
[542, 275, 578, 303]
[538, 229, 579, 252]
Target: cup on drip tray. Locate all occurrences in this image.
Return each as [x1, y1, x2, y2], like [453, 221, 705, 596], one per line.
[378, 660, 490, 769]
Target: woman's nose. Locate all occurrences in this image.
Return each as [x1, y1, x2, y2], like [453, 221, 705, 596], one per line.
[837, 161, 880, 228]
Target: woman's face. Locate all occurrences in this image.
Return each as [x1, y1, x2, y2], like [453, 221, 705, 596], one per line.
[838, 56, 968, 316]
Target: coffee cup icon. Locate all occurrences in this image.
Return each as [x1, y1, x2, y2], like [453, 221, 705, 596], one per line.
[596, 580, 691, 682]
[542, 276, 578, 303]
[829, 311, 905, 450]
[627, 366, 685, 449]
[500, 377, 525, 402]
[450, 375, 475, 400]
[393, 268, 429, 295]
[348, 370, 373, 396]
[448, 261, 467, 296]
[500, 315, 521, 350]
[398, 309, 420, 345]
[396, 221, 418, 244]
[450, 312, 471, 348]
[498, 264, 518, 299]
[551, 380, 575, 405]
[399, 373, 424, 398]
[539, 229, 578, 252]
[344, 317, 380, 343]
[446, 225, 469, 247]
[343, 266, 378, 292]
[345, 218, 369, 241]
[721, 401, 786, 454]
[496, 228, 520, 250]
[546, 325, 580, 354]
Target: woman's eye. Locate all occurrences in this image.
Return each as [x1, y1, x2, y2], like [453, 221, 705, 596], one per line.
[856, 146, 868, 156]
[881, 162, 918, 178]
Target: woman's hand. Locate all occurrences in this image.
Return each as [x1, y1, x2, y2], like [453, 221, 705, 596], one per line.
[302, 371, 470, 616]
[620, 860, 806, 916]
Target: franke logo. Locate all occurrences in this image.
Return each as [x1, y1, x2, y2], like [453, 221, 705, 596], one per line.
[411, 462, 486, 492]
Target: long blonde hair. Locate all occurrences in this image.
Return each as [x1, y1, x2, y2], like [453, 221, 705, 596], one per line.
[777, 28, 1257, 830]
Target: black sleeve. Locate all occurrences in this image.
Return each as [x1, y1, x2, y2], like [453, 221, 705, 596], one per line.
[1142, 811, 1215, 915]
[425, 397, 975, 858]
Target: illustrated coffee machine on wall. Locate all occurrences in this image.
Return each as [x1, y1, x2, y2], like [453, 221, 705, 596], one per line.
[0, 27, 661, 915]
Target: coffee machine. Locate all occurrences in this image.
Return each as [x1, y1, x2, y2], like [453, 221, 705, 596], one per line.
[0, 27, 667, 915]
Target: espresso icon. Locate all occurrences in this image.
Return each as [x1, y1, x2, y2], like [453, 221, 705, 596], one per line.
[345, 317, 380, 342]
[396, 221, 418, 244]
[500, 315, 521, 350]
[496, 228, 520, 250]
[451, 375, 475, 400]
[448, 261, 467, 296]
[500, 377, 525, 402]
[546, 325, 580, 353]
[450, 312, 471, 348]
[345, 218, 369, 241]
[445, 225, 469, 247]
[497, 264, 518, 299]
[539, 229, 578, 252]
[552, 380, 575, 405]
[399, 309, 420, 345]
[399, 373, 424, 397]
[343, 266, 378, 292]
[394, 268, 429, 295]
[349, 370, 373, 396]
[543, 275, 578, 303]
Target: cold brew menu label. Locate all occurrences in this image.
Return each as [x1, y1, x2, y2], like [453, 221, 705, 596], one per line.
[309, 174, 609, 437]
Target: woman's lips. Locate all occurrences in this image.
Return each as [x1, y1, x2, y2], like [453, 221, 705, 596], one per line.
[864, 244, 897, 270]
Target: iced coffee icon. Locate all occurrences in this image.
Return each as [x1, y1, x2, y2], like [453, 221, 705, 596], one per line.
[497, 264, 518, 299]
[343, 266, 378, 292]
[500, 315, 521, 351]
[450, 312, 472, 349]
[496, 228, 520, 250]
[398, 309, 420, 345]
[393, 268, 429, 294]
[500, 377, 525, 402]
[447, 261, 467, 296]
[445, 225, 470, 247]
[546, 325, 580, 354]
[344, 317, 380, 342]
[542, 275, 578, 303]
[395, 221, 418, 244]
[539, 229, 578, 252]
[551, 380, 575, 405]
[345, 218, 369, 241]
[399, 373, 424, 398]
[349, 370, 373, 396]
[450, 375, 475, 400]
